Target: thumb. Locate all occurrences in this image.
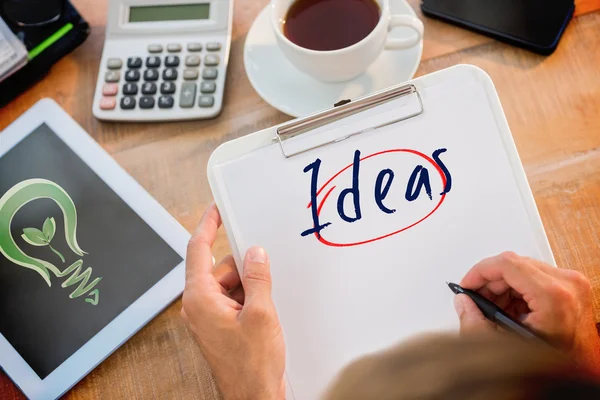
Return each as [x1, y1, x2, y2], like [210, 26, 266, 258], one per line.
[454, 294, 496, 335]
[242, 246, 272, 302]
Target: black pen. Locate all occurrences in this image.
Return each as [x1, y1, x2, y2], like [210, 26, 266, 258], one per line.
[447, 282, 543, 342]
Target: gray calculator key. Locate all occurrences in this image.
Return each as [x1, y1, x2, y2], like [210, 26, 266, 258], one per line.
[204, 54, 220, 66]
[165, 55, 180, 67]
[123, 83, 138, 95]
[144, 69, 159, 81]
[163, 68, 178, 80]
[167, 43, 182, 52]
[161, 81, 176, 94]
[142, 82, 157, 94]
[120, 96, 136, 109]
[148, 44, 163, 53]
[206, 42, 221, 51]
[139, 96, 155, 109]
[202, 68, 218, 80]
[105, 70, 120, 82]
[179, 82, 197, 108]
[200, 81, 216, 93]
[146, 56, 161, 68]
[158, 95, 174, 108]
[199, 95, 214, 108]
[125, 69, 140, 81]
[187, 42, 203, 52]
[158, 95, 175, 108]
[184, 69, 199, 80]
[127, 57, 143, 68]
[107, 58, 122, 69]
[185, 55, 201, 66]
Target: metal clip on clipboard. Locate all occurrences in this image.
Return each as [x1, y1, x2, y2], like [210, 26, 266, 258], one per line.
[275, 83, 424, 158]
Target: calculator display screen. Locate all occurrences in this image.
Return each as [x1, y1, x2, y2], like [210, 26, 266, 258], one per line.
[129, 3, 210, 22]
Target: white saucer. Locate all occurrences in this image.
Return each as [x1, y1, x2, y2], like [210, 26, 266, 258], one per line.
[243, 0, 423, 117]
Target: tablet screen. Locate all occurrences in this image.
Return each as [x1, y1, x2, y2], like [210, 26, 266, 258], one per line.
[0, 124, 183, 379]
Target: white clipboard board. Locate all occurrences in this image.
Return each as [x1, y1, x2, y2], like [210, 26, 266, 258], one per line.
[207, 65, 554, 399]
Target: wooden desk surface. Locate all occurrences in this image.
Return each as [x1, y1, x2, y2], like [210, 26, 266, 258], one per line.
[1, 1, 600, 398]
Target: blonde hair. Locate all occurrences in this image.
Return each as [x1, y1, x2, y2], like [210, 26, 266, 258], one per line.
[324, 334, 600, 400]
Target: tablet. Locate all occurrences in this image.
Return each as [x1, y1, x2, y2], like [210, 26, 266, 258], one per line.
[0, 99, 189, 400]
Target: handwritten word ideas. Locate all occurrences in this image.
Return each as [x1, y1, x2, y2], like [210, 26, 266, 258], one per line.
[301, 149, 452, 246]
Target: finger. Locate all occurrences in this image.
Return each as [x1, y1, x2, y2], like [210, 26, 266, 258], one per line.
[504, 299, 530, 319]
[229, 286, 245, 305]
[484, 280, 510, 296]
[213, 255, 241, 292]
[477, 286, 499, 302]
[474, 280, 527, 310]
[491, 290, 513, 309]
[241, 246, 272, 302]
[523, 256, 561, 277]
[454, 294, 496, 335]
[186, 203, 222, 283]
[460, 252, 553, 303]
[181, 307, 189, 323]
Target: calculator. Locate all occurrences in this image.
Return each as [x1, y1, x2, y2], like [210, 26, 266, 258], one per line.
[92, 0, 233, 121]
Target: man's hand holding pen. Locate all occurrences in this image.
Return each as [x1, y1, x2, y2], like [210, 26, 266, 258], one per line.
[454, 252, 600, 375]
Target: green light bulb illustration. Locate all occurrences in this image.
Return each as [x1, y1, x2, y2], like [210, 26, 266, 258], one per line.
[0, 179, 101, 305]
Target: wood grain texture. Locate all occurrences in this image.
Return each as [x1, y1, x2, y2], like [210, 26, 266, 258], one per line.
[576, 0, 600, 15]
[1, 1, 599, 399]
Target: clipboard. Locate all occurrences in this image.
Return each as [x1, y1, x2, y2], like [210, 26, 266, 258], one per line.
[207, 65, 554, 399]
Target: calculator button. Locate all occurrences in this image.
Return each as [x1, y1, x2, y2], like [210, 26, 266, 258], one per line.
[146, 56, 161, 68]
[165, 55, 180, 67]
[206, 42, 221, 51]
[139, 96, 155, 109]
[161, 81, 176, 94]
[185, 55, 201, 66]
[100, 97, 116, 110]
[142, 82, 157, 94]
[102, 83, 118, 96]
[199, 95, 214, 108]
[184, 69, 199, 80]
[123, 83, 138, 95]
[148, 44, 163, 53]
[200, 81, 216, 94]
[144, 69, 159, 81]
[127, 57, 143, 68]
[167, 43, 182, 52]
[104, 71, 120, 82]
[204, 54, 220, 66]
[107, 58, 122, 69]
[158, 95, 174, 108]
[125, 69, 140, 82]
[187, 42, 203, 52]
[179, 82, 197, 108]
[163, 68, 178, 80]
[202, 68, 218, 80]
[120, 96, 136, 109]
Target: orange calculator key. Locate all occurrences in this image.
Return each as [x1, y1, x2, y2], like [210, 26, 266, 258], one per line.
[99, 97, 116, 110]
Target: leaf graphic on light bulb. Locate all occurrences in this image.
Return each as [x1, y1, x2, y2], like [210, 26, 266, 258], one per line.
[0, 179, 101, 305]
[43, 217, 55, 241]
[22, 217, 66, 263]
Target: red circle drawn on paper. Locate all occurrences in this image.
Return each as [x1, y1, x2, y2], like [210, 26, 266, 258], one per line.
[307, 149, 447, 247]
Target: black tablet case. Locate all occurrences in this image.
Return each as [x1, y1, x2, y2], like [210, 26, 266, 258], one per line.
[0, 1, 89, 108]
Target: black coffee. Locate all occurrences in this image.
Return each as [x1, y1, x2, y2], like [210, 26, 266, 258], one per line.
[284, 0, 381, 51]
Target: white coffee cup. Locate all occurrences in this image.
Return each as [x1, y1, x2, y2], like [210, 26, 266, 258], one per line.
[270, 0, 424, 82]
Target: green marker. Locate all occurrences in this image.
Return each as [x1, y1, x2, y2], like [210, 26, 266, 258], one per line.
[28, 22, 74, 60]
